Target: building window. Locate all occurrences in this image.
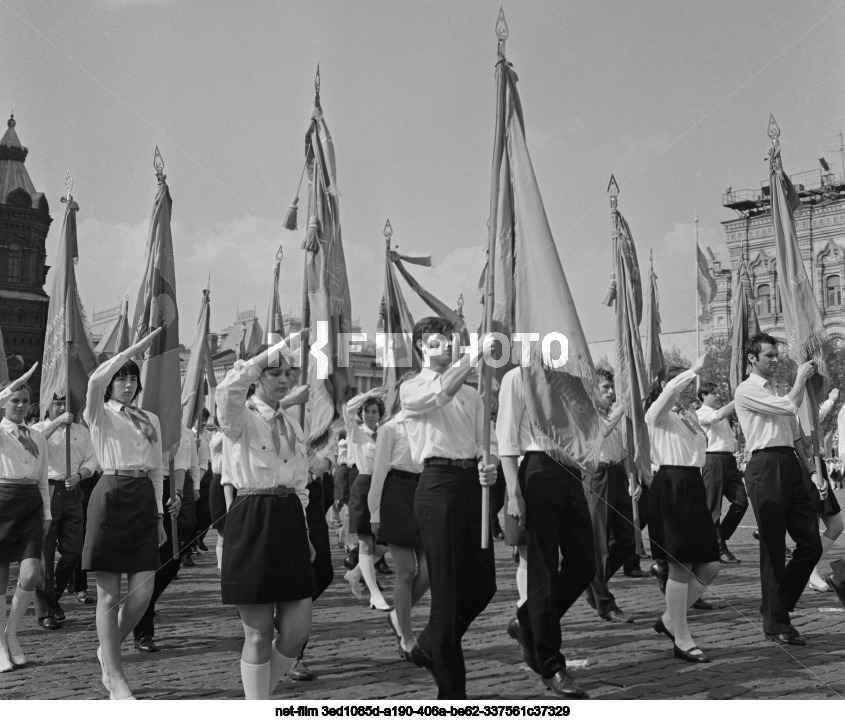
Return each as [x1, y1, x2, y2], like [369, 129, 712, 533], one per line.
[7, 245, 21, 284]
[827, 275, 842, 307]
[758, 284, 772, 315]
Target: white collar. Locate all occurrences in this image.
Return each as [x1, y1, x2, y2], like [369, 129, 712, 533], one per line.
[0, 417, 23, 434]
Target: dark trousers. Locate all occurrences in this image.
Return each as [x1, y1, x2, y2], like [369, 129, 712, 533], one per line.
[196, 467, 213, 543]
[702, 452, 748, 547]
[306, 478, 334, 601]
[35, 482, 84, 618]
[517, 452, 595, 679]
[179, 475, 197, 556]
[745, 448, 821, 634]
[134, 477, 192, 639]
[71, 474, 99, 594]
[414, 464, 497, 700]
[585, 463, 634, 616]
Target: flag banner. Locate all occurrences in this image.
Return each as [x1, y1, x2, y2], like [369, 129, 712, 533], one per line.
[606, 203, 652, 481]
[301, 101, 353, 445]
[644, 252, 664, 387]
[265, 253, 286, 344]
[494, 64, 603, 472]
[41, 196, 97, 417]
[728, 261, 760, 392]
[393, 252, 432, 267]
[390, 253, 465, 332]
[697, 244, 717, 315]
[181, 289, 212, 430]
[131, 171, 181, 454]
[236, 323, 248, 362]
[94, 297, 131, 360]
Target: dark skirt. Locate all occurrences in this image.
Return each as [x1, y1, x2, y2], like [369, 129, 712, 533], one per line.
[221, 492, 316, 605]
[348, 472, 374, 536]
[379, 470, 422, 548]
[801, 464, 841, 517]
[333, 464, 352, 505]
[648, 465, 719, 564]
[82, 475, 159, 573]
[209, 473, 234, 532]
[502, 487, 527, 547]
[0, 485, 43, 563]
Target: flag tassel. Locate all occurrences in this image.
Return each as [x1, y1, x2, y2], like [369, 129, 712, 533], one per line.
[302, 215, 319, 252]
[601, 274, 617, 307]
[283, 162, 307, 231]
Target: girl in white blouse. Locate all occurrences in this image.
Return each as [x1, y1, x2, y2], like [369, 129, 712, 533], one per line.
[0, 363, 48, 673]
[83, 328, 169, 700]
[644, 354, 720, 664]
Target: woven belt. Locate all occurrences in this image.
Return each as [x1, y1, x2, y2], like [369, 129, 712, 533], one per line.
[237, 486, 293, 497]
[424, 457, 476, 469]
[103, 469, 149, 478]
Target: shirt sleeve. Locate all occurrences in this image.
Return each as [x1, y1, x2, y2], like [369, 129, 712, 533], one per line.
[216, 360, 262, 442]
[819, 398, 835, 423]
[645, 368, 697, 427]
[695, 406, 714, 427]
[839, 407, 845, 463]
[735, 380, 798, 418]
[495, 370, 522, 457]
[368, 423, 395, 523]
[148, 415, 164, 515]
[400, 373, 451, 417]
[34, 430, 50, 522]
[84, 350, 134, 429]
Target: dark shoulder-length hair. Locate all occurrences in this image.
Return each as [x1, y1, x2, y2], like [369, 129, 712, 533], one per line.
[644, 364, 688, 412]
[104, 359, 142, 403]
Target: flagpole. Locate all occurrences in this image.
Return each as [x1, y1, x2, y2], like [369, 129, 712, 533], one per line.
[480, 8, 509, 550]
[694, 211, 701, 358]
[61, 172, 74, 490]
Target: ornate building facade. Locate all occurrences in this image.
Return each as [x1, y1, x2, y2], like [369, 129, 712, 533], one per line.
[710, 166, 845, 345]
[0, 115, 52, 386]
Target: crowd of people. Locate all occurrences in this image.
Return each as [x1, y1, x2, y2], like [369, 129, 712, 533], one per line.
[0, 321, 843, 701]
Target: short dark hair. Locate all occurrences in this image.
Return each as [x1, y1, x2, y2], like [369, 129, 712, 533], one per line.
[358, 397, 386, 420]
[745, 332, 778, 360]
[596, 368, 614, 384]
[201, 408, 211, 420]
[697, 381, 717, 402]
[104, 359, 142, 403]
[412, 316, 454, 353]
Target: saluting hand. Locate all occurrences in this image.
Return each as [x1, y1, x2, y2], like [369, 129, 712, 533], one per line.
[691, 353, 707, 375]
[11, 362, 38, 392]
[126, 327, 163, 359]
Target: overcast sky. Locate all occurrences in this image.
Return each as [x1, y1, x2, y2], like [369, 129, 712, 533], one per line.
[4, 0, 845, 347]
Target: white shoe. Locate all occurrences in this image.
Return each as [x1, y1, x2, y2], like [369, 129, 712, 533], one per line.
[344, 571, 365, 600]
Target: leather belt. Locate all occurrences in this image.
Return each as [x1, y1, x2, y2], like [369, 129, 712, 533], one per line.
[424, 457, 476, 469]
[103, 469, 149, 478]
[388, 469, 421, 481]
[237, 486, 293, 497]
[0, 478, 38, 487]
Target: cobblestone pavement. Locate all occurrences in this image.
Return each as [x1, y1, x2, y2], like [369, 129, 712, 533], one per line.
[2, 494, 845, 701]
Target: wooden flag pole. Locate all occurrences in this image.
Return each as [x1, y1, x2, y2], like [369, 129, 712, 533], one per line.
[61, 172, 74, 494]
[169, 457, 179, 561]
[805, 380, 826, 489]
[480, 8, 509, 550]
[625, 419, 645, 556]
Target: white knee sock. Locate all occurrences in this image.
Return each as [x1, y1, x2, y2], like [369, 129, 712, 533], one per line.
[666, 579, 693, 651]
[240, 659, 271, 700]
[269, 643, 297, 695]
[360, 554, 387, 606]
[216, 536, 224, 570]
[516, 565, 528, 607]
[687, 576, 707, 606]
[0, 591, 9, 671]
[810, 534, 837, 586]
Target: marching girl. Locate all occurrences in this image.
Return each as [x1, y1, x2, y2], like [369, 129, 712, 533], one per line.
[216, 335, 314, 700]
[0, 364, 49, 673]
[644, 354, 720, 663]
[82, 328, 177, 699]
[368, 380, 428, 657]
[343, 393, 390, 611]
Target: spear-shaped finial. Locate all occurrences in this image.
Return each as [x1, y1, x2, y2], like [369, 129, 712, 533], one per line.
[153, 145, 166, 183]
[649, 247, 654, 266]
[61, 169, 79, 210]
[607, 174, 619, 210]
[315, 63, 321, 107]
[206, 271, 212, 294]
[275, 244, 284, 264]
[768, 114, 780, 142]
[457, 293, 465, 316]
[496, 7, 508, 58]
[384, 218, 393, 249]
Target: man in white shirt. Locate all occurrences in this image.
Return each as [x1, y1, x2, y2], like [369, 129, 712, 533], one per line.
[400, 317, 498, 700]
[696, 382, 747, 564]
[734, 332, 821, 645]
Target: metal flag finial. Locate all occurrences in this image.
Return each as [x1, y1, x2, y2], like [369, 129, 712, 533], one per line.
[768, 114, 780, 141]
[153, 145, 166, 183]
[457, 293, 465, 312]
[496, 7, 508, 56]
[384, 218, 393, 247]
[61, 169, 78, 209]
[64, 169, 73, 196]
[607, 174, 619, 210]
[275, 244, 284, 264]
[315, 63, 321, 103]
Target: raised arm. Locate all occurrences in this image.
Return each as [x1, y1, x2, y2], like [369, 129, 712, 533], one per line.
[645, 367, 698, 426]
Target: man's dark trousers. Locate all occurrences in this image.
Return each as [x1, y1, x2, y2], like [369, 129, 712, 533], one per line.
[744, 447, 821, 634]
[584, 462, 634, 616]
[306, 477, 334, 601]
[414, 462, 496, 700]
[702, 452, 748, 549]
[516, 452, 595, 680]
[35, 481, 84, 618]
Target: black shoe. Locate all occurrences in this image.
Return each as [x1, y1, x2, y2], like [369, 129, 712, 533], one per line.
[197, 539, 209, 552]
[55, 605, 66, 622]
[673, 644, 710, 663]
[75, 591, 94, 605]
[601, 609, 634, 623]
[182, 555, 196, 567]
[406, 644, 436, 681]
[719, 549, 740, 564]
[753, 529, 760, 540]
[624, 567, 647, 578]
[506, 617, 541, 674]
[343, 548, 359, 570]
[785, 547, 793, 559]
[653, 615, 674, 641]
[542, 670, 588, 699]
[649, 560, 668, 595]
[764, 630, 805, 646]
[38, 616, 61, 630]
[375, 557, 393, 575]
[288, 655, 314, 681]
[827, 573, 845, 610]
[134, 635, 159, 653]
[691, 598, 713, 610]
